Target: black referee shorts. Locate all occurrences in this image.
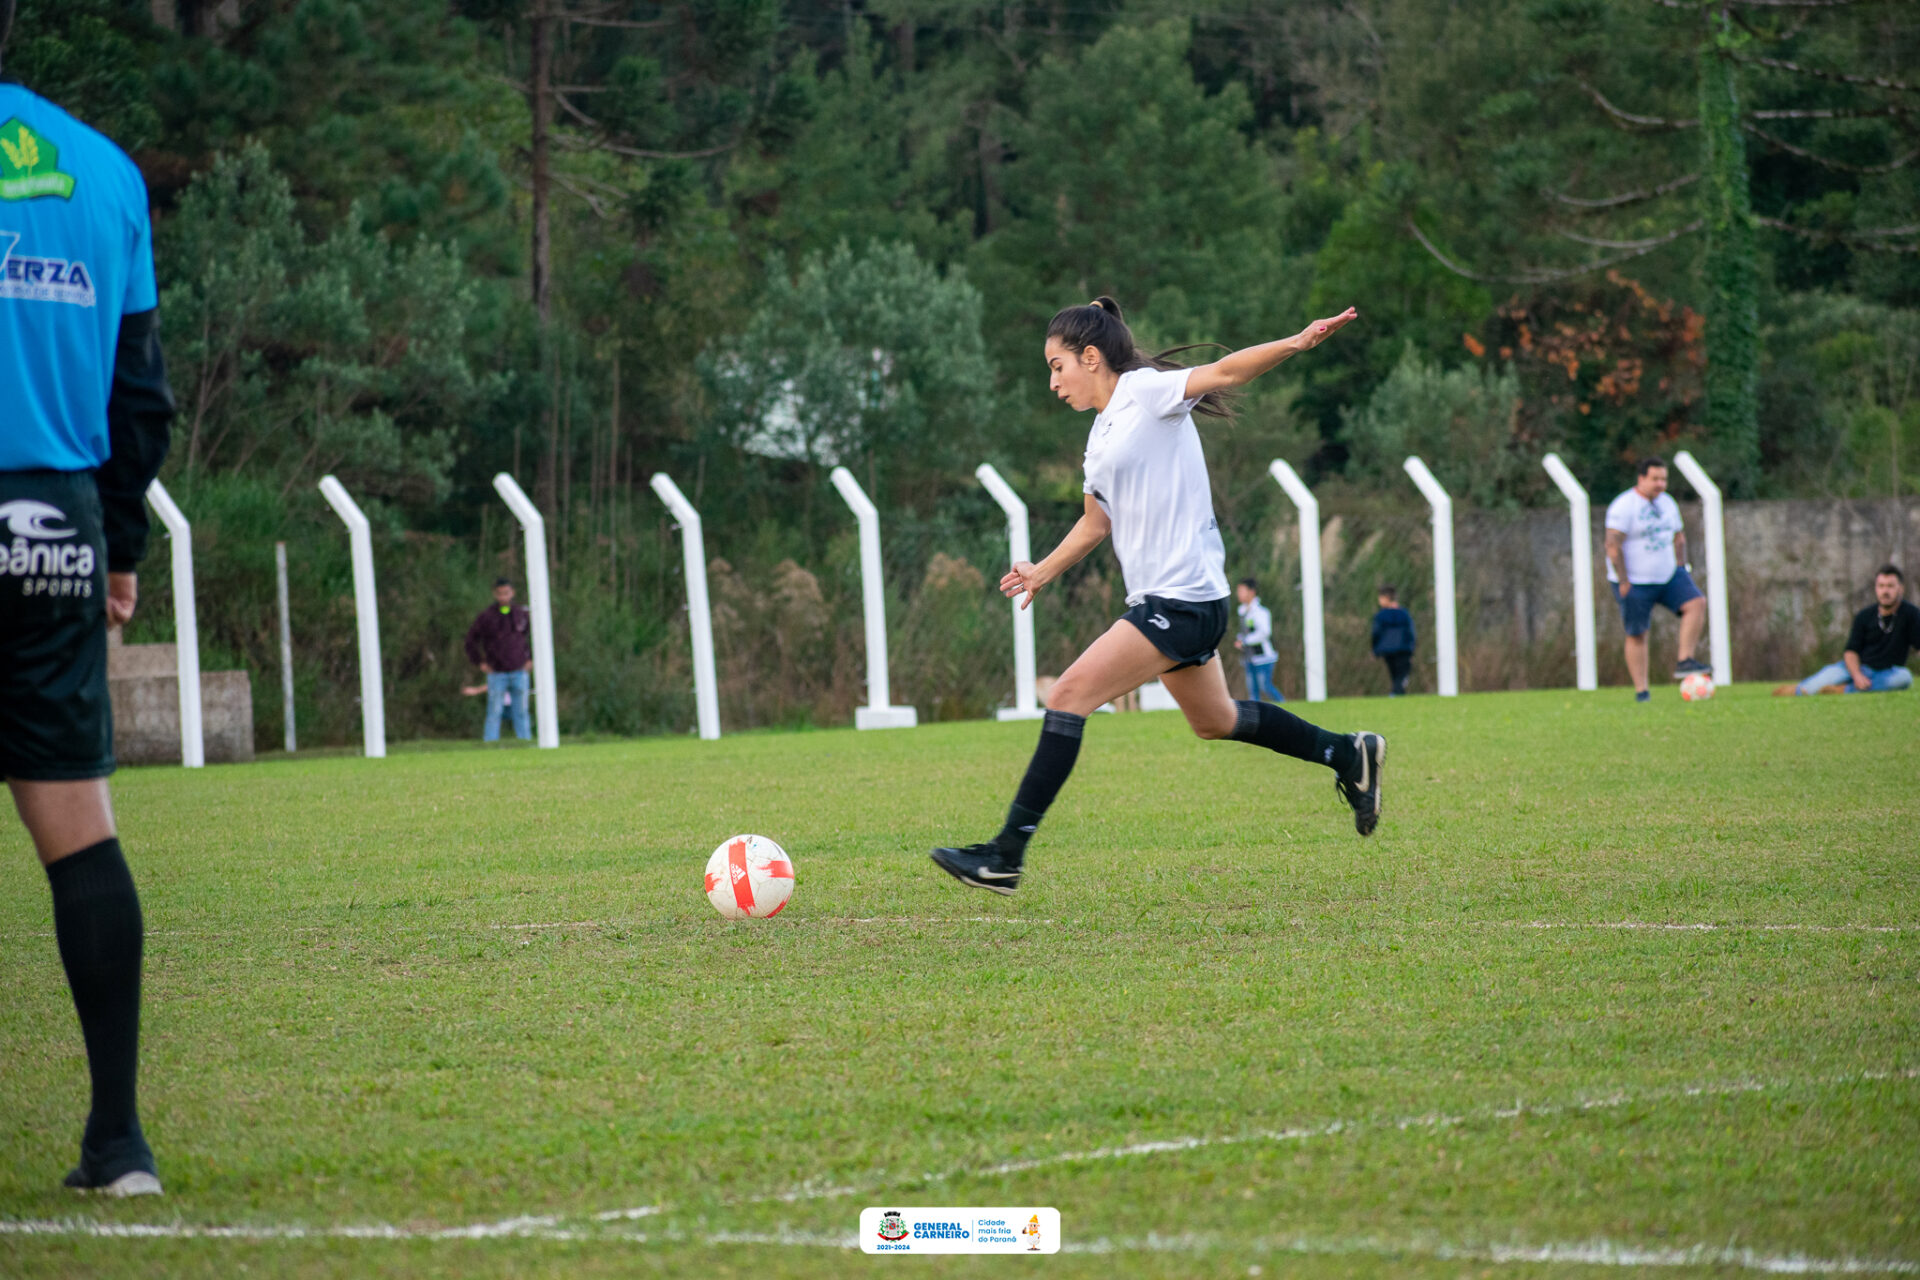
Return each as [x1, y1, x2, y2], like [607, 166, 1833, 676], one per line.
[0, 469, 114, 781]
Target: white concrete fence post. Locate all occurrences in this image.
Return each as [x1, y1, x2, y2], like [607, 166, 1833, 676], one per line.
[649, 473, 721, 741]
[1267, 459, 1327, 703]
[143, 479, 203, 768]
[829, 466, 917, 730]
[1542, 453, 1598, 692]
[1402, 456, 1459, 697]
[1672, 450, 1733, 686]
[491, 474, 561, 749]
[317, 476, 386, 758]
[976, 464, 1043, 721]
[276, 540, 296, 753]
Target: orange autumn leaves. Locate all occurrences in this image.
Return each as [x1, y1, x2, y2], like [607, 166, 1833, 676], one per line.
[1461, 270, 1705, 434]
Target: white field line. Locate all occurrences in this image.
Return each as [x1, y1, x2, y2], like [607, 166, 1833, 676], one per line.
[5, 1069, 1916, 1275]
[29, 1066, 1860, 1242]
[6, 918, 1914, 941]
[1497, 922, 1919, 933]
[1060, 1233, 1920, 1274]
[4, 1220, 1915, 1274]
[745, 1066, 1920, 1208]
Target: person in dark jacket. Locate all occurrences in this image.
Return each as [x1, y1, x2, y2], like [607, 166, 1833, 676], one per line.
[1777, 565, 1917, 695]
[464, 577, 534, 740]
[1, 4, 176, 1196]
[1370, 585, 1417, 696]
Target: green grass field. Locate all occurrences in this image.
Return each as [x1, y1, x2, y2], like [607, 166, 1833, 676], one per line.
[3, 684, 1916, 1278]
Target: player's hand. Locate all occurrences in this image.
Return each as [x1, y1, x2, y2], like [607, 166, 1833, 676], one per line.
[1298, 307, 1358, 350]
[1000, 562, 1045, 610]
[1853, 673, 1871, 691]
[480, 663, 493, 674]
[106, 573, 137, 628]
[1618, 582, 1631, 599]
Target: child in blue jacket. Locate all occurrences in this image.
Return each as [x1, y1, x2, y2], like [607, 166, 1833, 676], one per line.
[1370, 586, 1416, 696]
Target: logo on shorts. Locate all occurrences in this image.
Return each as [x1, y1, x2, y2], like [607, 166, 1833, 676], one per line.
[0, 499, 95, 597]
[1147, 612, 1171, 630]
[0, 499, 75, 538]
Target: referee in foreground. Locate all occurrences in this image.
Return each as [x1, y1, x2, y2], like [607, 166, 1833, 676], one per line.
[2, 0, 176, 1196]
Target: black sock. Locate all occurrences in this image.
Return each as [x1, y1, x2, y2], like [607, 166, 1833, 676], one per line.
[46, 838, 148, 1167]
[995, 709, 1086, 858]
[1228, 700, 1358, 777]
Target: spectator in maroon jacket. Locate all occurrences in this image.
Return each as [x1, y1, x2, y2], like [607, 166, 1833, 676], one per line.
[464, 577, 533, 741]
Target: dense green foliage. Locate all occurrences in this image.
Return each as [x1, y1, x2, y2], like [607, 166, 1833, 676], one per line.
[8, 0, 1918, 741]
[2, 689, 1916, 1276]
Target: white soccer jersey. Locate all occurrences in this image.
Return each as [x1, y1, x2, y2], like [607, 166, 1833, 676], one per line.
[1604, 488, 1685, 584]
[1082, 367, 1230, 607]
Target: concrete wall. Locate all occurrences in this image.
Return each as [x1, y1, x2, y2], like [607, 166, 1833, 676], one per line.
[1252, 495, 1919, 695]
[107, 635, 255, 765]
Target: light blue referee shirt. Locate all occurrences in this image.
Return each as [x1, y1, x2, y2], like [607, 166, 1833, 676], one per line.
[0, 84, 158, 472]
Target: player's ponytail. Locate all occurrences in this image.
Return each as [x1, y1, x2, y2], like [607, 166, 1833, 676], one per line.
[1046, 298, 1235, 420]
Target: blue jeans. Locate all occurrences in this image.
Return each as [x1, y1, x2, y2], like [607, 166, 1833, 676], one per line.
[1794, 662, 1913, 695]
[485, 670, 532, 740]
[1245, 658, 1282, 703]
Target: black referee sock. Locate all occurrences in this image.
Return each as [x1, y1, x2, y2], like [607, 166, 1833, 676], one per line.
[1228, 700, 1359, 777]
[995, 709, 1087, 859]
[46, 838, 148, 1167]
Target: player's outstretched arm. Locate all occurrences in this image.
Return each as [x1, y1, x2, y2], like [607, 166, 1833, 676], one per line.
[1182, 307, 1358, 401]
[1000, 494, 1111, 610]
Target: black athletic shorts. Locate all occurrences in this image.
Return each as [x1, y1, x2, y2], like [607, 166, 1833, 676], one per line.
[0, 470, 114, 780]
[1121, 593, 1231, 671]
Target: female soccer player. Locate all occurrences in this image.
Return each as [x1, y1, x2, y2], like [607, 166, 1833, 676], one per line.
[932, 298, 1383, 895]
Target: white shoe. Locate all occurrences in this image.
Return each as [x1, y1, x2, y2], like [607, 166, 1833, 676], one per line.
[95, 1171, 163, 1197]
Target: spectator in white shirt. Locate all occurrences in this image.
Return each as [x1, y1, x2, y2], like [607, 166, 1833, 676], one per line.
[1234, 577, 1282, 702]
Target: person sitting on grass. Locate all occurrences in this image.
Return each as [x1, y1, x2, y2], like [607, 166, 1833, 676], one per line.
[1775, 564, 1917, 696]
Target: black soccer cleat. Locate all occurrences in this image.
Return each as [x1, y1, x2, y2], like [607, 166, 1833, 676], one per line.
[930, 842, 1023, 895]
[1335, 732, 1386, 837]
[63, 1133, 160, 1197]
[1673, 656, 1710, 678]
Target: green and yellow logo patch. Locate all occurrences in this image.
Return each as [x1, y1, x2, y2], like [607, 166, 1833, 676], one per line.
[0, 120, 77, 201]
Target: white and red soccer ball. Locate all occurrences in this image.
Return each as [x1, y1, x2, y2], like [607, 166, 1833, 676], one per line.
[703, 834, 795, 919]
[1680, 672, 1715, 702]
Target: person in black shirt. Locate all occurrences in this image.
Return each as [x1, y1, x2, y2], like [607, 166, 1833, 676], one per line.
[1777, 564, 1918, 695]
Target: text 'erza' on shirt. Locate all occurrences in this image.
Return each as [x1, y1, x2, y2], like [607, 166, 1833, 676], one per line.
[0, 85, 158, 473]
[1082, 367, 1229, 607]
